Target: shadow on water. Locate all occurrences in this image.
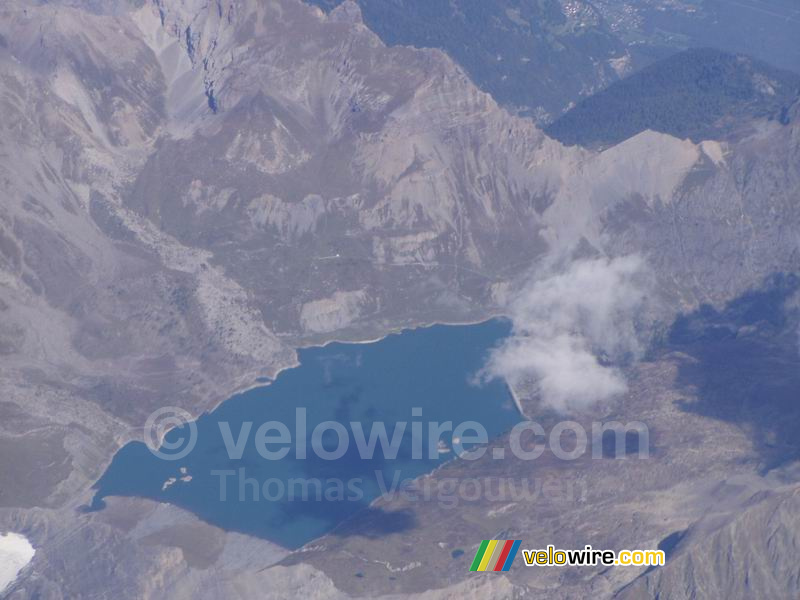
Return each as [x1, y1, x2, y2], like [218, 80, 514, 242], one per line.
[330, 507, 417, 539]
[668, 273, 800, 468]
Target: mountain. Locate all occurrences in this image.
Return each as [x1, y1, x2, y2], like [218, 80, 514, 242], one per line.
[305, 0, 800, 122]
[546, 47, 800, 148]
[0, 0, 799, 598]
[306, 0, 635, 120]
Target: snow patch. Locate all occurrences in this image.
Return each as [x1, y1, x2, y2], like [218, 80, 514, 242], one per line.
[0, 532, 35, 594]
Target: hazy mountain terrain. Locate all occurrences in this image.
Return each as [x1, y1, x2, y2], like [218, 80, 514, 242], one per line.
[546, 47, 800, 148]
[306, 0, 635, 120]
[0, 0, 798, 598]
[591, 0, 800, 75]
[306, 0, 800, 121]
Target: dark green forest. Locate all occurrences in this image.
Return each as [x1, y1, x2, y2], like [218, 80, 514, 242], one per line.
[545, 48, 800, 148]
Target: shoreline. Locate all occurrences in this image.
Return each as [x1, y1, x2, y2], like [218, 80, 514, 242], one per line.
[110, 313, 520, 448]
[182, 312, 514, 421]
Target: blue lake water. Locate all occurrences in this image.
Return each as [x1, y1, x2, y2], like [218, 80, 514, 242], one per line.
[90, 319, 520, 549]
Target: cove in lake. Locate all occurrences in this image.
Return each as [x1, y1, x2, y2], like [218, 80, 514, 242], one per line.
[91, 319, 521, 549]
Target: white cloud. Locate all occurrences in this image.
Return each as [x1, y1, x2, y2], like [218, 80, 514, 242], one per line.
[481, 255, 651, 413]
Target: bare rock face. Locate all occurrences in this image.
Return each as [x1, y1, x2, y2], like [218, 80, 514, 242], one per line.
[619, 481, 800, 600]
[0, 0, 799, 598]
[300, 289, 368, 333]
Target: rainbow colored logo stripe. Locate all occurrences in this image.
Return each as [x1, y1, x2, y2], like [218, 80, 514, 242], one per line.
[469, 540, 521, 572]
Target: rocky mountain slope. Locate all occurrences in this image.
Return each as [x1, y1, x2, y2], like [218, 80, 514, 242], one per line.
[0, 0, 798, 598]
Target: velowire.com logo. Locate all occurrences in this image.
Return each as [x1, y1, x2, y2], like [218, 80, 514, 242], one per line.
[469, 540, 521, 572]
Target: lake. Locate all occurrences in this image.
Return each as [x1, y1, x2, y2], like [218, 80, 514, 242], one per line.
[90, 319, 520, 549]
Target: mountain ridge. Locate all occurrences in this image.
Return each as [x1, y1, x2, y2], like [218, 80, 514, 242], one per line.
[546, 47, 800, 148]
